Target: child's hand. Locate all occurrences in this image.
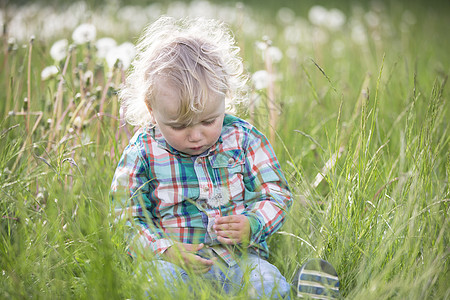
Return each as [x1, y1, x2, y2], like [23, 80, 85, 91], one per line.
[163, 243, 216, 273]
[214, 215, 251, 245]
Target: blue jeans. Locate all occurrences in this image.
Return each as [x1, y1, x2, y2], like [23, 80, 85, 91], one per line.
[141, 251, 291, 299]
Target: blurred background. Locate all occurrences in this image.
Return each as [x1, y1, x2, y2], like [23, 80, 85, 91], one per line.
[0, 0, 448, 299]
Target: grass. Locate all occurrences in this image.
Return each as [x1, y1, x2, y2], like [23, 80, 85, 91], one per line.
[1, 1, 449, 299]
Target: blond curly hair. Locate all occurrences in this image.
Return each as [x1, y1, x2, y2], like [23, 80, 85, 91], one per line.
[119, 16, 248, 127]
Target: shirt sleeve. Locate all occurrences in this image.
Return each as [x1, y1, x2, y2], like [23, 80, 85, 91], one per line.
[241, 126, 292, 249]
[110, 140, 174, 258]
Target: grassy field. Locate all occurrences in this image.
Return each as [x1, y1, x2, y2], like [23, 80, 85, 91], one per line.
[1, 0, 449, 299]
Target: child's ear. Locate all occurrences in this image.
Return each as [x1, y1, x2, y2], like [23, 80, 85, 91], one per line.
[145, 100, 157, 124]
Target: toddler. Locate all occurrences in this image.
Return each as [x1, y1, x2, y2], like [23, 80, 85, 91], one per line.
[110, 16, 292, 298]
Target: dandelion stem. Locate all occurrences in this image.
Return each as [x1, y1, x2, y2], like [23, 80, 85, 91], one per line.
[265, 45, 277, 143]
[47, 49, 72, 151]
[97, 71, 114, 146]
[26, 36, 33, 136]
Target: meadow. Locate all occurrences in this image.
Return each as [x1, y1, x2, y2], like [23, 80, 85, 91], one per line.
[0, 0, 448, 298]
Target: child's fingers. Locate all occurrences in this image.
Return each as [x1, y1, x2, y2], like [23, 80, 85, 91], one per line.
[217, 229, 240, 239]
[183, 252, 216, 273]
[217, 235, 238, 245]
[215, 215, 242, 224]
[214, 222, 239, 231]
[182, 242, 204, 253]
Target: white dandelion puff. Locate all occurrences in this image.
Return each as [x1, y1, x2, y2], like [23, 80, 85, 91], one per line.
[308, 5, 328, 26]
[325, 8, 346, 31]
[72, 23, 96, 44]
[309, 6, 346, 31]
[265, 46, 283, 63]
[95, 37, 117, 58]
[106, 42, 136, 70]
[83, 70, 94, 85]
[50, 39, 68, 62]
[73, 116, 82, 128]
[255, 41, 268, 51]
[365, 11, 380, 28]
[252, 70, 270, 90]
[207, 189, 229, 208]
[41, 65, 59, 81]
[277, 7, 296, 25]
[283, 20, 310, 45]
[351, 23, 367, 45]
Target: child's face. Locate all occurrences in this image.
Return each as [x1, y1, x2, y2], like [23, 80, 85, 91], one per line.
[149, 80, 225, 156]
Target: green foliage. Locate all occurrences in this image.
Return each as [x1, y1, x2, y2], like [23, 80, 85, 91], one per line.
[1, 0, 449, 299]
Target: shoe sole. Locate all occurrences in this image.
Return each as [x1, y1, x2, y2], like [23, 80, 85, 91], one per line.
[295, 259, 340, 299]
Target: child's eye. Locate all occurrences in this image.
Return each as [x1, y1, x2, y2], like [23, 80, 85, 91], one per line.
[202, 119, 216, 126]
[170, 124, 187, 130]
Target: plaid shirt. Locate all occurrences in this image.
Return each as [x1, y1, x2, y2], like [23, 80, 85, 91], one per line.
[110, 114, 292, 266]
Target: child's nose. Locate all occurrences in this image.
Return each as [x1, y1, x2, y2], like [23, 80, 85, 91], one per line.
[187, 127, 202, 142]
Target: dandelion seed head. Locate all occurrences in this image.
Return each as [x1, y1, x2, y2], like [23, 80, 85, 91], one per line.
[308, 5, 328, 26]
[252, 70, 270, 90]
[365, 11, 380, 28]
[206, 189, 229, 208]
[309, 6, 346, 31]
[83, 70, 94, 85]
[95, 37, 117, 58]
[283, 20, 310, 45]
[50, 39, 68, 61]
[73, 116, 82, 128]
[106, 42, 136, 70]
[7, 37, 19, 52]
[41, 65, 59, 81]
[72, 23, 96, 44]
[325, 9, 346, 31]
[255, 41, 268, 51]
[351, 23, 367, 45]
[265, 46, 283, 63]
[277, 7, 296, 25]
[8, 37, 16, 45]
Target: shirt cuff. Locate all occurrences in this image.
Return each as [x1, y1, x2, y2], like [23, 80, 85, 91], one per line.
[243, 212, 263, 245]
[130, 234, 174, 259]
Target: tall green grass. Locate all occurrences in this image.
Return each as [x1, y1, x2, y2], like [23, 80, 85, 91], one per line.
[1, 1, 448, 299]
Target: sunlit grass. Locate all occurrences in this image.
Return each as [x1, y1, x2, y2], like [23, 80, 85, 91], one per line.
[1, 1, 448, 299]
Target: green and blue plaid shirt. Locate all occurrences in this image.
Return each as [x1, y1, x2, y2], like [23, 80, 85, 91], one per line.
[110, 114, 292, 266]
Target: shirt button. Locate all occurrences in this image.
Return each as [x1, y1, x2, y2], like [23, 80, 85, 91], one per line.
[203, 186, 209, 192]
[228, 158, 235, 165]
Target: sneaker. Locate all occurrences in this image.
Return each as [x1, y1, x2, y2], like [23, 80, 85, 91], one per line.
[293, 259, 340, 299]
